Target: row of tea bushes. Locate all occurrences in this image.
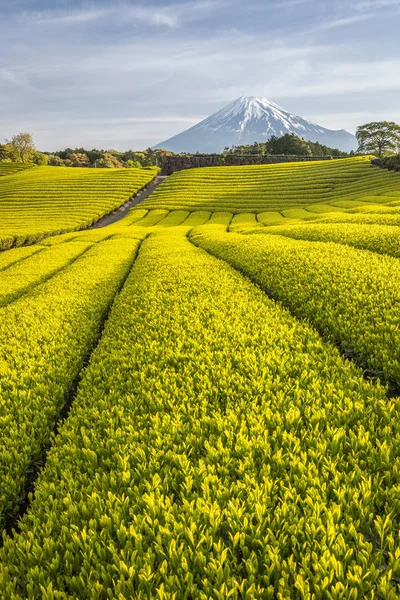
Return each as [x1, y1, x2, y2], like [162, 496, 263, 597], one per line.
[0, 163, 34, 177]
[0, 232, 398, 598]
[0, 242, 91, 306]
[0, 166, 158, 248]
[252, 221, 400, 259]
[0, 237, 141, 531]
[191, 227, 400, 391]
[141, 157, 400, 212]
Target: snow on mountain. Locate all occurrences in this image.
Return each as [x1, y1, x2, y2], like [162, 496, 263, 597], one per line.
[153, 96, 357, 153]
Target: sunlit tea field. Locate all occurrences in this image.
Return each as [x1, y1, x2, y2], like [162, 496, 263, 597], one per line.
[0, 165, 158, 249]
[0, 157, 399, 598]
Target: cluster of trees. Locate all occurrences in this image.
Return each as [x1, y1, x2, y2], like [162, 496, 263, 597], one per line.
[2, 122, 400, 168]
[0, 133, 48, 165]
[224, 134, 348, 157]
[223, 123, 400, 159]
[47, 147, 171, 168]
[0, 134, 171, 168]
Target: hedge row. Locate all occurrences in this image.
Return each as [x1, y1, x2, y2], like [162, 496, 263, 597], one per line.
[0, 166, 158, 249]
[191, 227, 400, 390]
[0, 242, 91, 306]
[372, 156, 400, 172]
[251, 221, 400, 259]
[141, 157, 400, 212]
[1, 232, 398, 598]
[0, 237, 141, 531]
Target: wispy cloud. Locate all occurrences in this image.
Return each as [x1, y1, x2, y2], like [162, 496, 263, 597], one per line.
[354, 0, 400, 8]
[24, 5, 177, 27]
[30, 8, 109, 25]
[1, 0, 399, 149]
[19, 1, 225, 29]
[0, 67, 30, 89]
[318, 14, 374, 29]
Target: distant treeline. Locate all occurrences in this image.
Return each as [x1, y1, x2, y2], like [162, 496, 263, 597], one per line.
[223, 134, 351, 157]
[46, 135, 349, 168]
[45, 148, 171, 168]
[1, 132, 351, 169]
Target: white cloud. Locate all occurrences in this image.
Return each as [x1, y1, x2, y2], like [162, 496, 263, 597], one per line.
[26, 7, 110, 24]
[0, 67, 30, 88]
[20, 1, 225, 29]
[2, 0, 399, 149]
[318, 14, 374, 29]
[354, 0, 400, 8]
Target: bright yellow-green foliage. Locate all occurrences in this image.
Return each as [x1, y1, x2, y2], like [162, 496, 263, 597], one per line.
[0, 237, 142, 530]
[251, 221, 400, 258]
[230, 212, 264, 233]
[316, 210, 400, 227]
[141, 157, 400, 212]
[0, 162, 34, 177]
[0, 165, 158, 249]
[192, 226, 400, 390]
[0, 242, 91, 306]
[0, 245, 42, 270]
[1, 232, 400, 599]
[0, 156, 399, 597]
[39, 228, 116, 246]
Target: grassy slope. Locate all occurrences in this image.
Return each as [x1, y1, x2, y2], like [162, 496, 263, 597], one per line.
[0, 158, 399, 597]
[0, 162, 35, 177]
[139, 156, 400, 213]
[0, 165, 158, 249]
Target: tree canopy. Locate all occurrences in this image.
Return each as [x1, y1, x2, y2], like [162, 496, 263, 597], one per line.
[356, 121, 400, 157]
[5, 132, 36, 163]
[224, 134, 348, 157]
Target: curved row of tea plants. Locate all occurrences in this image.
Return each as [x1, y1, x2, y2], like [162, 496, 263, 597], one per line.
[251, 221, 400, 259]
[0, 242, 92, 306]
[1, 232, 399, 598]
[0, 237, 141, 531]
[191, 227, 400, 391]
[0, 166, 158, 249]
[0, 245, 42, 271]
[141, 157, 400, 212]
[0, 163, 34, 177]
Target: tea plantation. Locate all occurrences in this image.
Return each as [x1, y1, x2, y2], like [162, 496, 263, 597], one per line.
[0, 165, 158, 249]
[0, 158, 399, 598]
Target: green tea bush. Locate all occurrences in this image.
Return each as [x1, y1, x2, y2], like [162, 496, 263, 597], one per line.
[192, 227, 400, 389]
[0, 237, 142, 530]
[1, 232, 398, 598]
[0, 166, 158, 248]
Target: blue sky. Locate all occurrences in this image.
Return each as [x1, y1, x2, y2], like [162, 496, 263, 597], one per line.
[1, 0, 400, 150]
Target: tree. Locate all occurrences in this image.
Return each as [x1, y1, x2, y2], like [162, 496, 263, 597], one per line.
[48, 155, 66, 166]
[32, 151, 49, 166]
[266, 134, 312, 156]
[5, 132, 35, 163]
[67, 152, 90, 167]
[126, 159, 142, 168]
[0, 144, 10, 161]
[356, 121, 400, 158]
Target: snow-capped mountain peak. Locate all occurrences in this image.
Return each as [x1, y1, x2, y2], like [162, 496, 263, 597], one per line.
[153, 96, 357, 153]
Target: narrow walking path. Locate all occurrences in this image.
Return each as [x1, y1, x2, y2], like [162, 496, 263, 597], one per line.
[89, 175, 167, 229]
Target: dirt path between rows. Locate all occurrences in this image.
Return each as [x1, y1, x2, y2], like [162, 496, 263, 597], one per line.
[89, 175, 167, 229]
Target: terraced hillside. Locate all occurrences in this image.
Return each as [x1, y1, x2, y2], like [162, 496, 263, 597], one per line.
[0, 165, 158, 248]
[0, 157, 400, 598]
[142, 156, 400, 212]
[0, 162, 35, 177]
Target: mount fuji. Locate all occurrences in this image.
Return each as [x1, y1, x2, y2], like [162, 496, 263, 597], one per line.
[153, 96, 357, 153]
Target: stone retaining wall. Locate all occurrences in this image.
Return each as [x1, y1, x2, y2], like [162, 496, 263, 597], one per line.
[160, 154, 343, 175]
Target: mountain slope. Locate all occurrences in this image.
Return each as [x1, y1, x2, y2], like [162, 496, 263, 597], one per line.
[153, 96, 357, 153]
